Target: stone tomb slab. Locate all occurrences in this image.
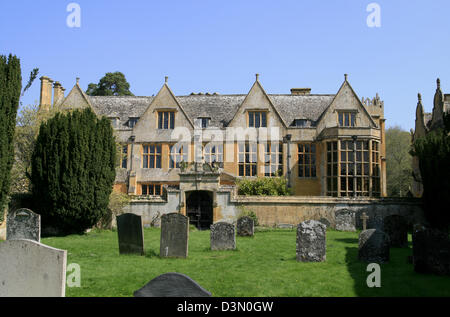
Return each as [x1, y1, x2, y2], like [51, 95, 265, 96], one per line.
[296, 220, 327, 262]
[358, 229, 390, 263]
[134, 273, 211, 297]
[237, 216, 254, 237]
[7, 208, 40, 242]
[117, 213, 145, 255]
[0, 239, 67, 297]
[210, 222, 236, 251]
[160, 213, 189, 258]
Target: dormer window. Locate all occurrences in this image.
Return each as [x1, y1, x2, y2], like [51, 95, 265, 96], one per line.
[196, 117, 210, 128]
[248, 111, 267, 128]
[128, 117, 139, 128]
[292, 119, 308, 127]
[158, 111, 175, 129]
[338, 111, 356, 127]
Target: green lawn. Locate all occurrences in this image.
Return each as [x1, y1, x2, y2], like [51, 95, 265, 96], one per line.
[39, 228, 450, 297]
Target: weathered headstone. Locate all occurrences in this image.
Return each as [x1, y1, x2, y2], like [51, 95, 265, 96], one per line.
[412, 226, 450, 275]
[117, 213, 144, 255]
[0, 239, 67, 297]
[237, 216, 254, 237]
[383, 215, 408, 248]
[160, 213, 189, 258]
[358, 229, 390, 263]
[335, 209, 356, 232]
[133, 273, 211, 297]
[6, 208, 41, 242]
[360, 212, 369, 231]
[296, 220, 326, 262]
[210, 222, 236, 251]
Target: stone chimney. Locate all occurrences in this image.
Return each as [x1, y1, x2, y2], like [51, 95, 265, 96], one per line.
[39, 76, 53, 111]
[53, 81, 65, 107]
[290, 88, 311, 95]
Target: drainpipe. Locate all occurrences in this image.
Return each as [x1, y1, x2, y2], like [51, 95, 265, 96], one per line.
[283, 134, 292, 189]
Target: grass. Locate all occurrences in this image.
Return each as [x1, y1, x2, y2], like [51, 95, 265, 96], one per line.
[37, 228, 450, 297]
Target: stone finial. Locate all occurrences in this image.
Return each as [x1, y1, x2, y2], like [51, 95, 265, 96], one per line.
[255, 73, 260, 81]
[418, 93, 422, 101]
[437, 78, 441, 89]
[344, 74, 348, 81]
[165, 76, 168, 84]
[76, 77, 80, 84]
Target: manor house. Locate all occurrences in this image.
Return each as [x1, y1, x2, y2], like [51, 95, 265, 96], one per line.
[38, 74, 387, 229]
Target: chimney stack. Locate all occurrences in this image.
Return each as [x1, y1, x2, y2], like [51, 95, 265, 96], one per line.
[290, 88, 311, 95]
[39, 76, 53, 111]
[53, 81, 65, 107]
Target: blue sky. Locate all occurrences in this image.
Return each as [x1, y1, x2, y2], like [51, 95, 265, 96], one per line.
[1, 0, 449, 131]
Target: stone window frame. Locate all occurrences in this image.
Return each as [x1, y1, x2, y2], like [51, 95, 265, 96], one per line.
[339, 140, 370, 197]
[371, 140, 381, 197]
[297, 142, 316, 179]
[337, 111, 356, 127]
[238, 142, 257, 177]
[141, 183, 163, 196]
[142, 144, 162, 169]
[203, 143, 224, 166]
[264, 142, 283, 177]
[157, 111, 175, 130]
[169, 143, 188, 169]
[128, 117, 139, 128]
[326, 141, 338, 197]
[247, 110, 268, 128]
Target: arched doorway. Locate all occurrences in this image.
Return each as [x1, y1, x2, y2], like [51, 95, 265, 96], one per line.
[186, 191, 213, 230]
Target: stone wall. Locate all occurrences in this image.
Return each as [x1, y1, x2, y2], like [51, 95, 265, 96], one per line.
[124, 188, 424, 230]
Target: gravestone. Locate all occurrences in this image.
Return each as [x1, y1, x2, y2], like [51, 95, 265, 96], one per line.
[6, 208, 40, 242]
[0, 239, 67, 297]
[134, 273, 211, 297]
[160, 213, 189, 258]
[412, 226, 450, 275]
[296, 220, 326, 262]
[117, 213, 144, 255]
[237, 216, 254, 236]
[383, 215, 408, 248]
[335, 209, 356, 232]
[210, 222, 236, 251]
[358, 229, 390, 263]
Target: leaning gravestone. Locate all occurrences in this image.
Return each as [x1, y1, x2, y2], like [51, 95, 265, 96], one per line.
[117, 213, 145, 255]
[160, 213, 189, 258]
[335, 209, 356, 232]
[383, 215, 408, 248]
[412, 226, 450, 275]
[0, 239, 67, 297]
[358, 229, 390, 263]
[6, 208, 40, 242]
[296, 220, 326, 262]
[134, 273, 211, 297]
[210, 222, 236, 251]
[237, 216, 254, 237]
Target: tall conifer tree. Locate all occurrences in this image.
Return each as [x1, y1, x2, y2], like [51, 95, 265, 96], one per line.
[31, 108, 116, 234]
[0, 54, 22, 221]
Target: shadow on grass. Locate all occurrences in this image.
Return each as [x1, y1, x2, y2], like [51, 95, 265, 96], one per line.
[144, 249, 158, 258]
[335, 238, 359, 244]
